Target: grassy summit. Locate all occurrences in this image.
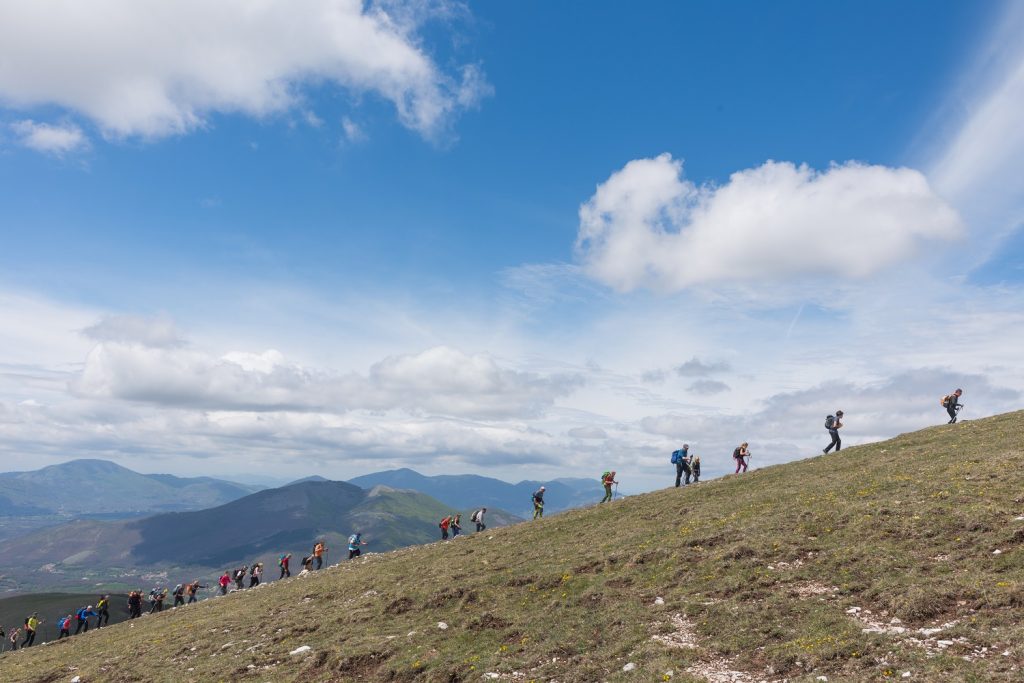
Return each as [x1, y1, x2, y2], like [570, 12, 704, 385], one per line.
[2, 412, 1022, 682]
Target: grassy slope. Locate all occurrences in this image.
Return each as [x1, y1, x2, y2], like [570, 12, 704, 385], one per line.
[2, 412, 1022, 682]
[0, 594, 131, 640]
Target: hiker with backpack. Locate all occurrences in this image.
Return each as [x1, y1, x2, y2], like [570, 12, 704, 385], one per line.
[57, 614, 72, 640]
[172, 583, 186, 607]
[187, 581, 204, 603]
[451, 514, 463, 537]
[691, 455, 701, 482]
[733, 443, 750, 473]
[313, 541, 327, 569]
[149, 588, 167, 613]
[218, 571, 231, 595]
[279, 553, 292, 579]
[532, 486, 546, 519]
[471, 507, 487, 532]
[21, 613, 40, 647]
[127, 591, 143, 618]
[600, 470, 618, 503]
[75, 605, 97, 633]
[942, 389, 963, 424]
[233, 565, 248, 589]
[439, 515, 452, 540]
[823, 411, 844, 454]
[672, 444, 691, 487]
[348, 532, 367, 559]
[300, 555, 314, 572]
[8, 626, 19, 651]
[96, 595, 110, 626]
[250, 563, 263, 587]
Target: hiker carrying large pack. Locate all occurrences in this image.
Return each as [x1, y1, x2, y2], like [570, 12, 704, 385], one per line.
[348, 532, 367, 559]
[734, 443, 750, 474]
[600, 471, 618, 503]
[471, 507, 487, 532]
[439, 515, 451, 540]
[672, 445, 691, 487]
[942, 389, 963, 424]
[532, 486, 546, 519]
[823, 410, 844, 454]
[279, 553, 292, 579]
[57, 615, 72, 639]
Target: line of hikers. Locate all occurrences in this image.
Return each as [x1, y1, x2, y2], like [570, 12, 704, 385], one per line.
[439, 507, 490, 539]
[0, 596, 113, 651]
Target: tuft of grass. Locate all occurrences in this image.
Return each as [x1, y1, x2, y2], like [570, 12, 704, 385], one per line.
[2, 411, 1023, 681]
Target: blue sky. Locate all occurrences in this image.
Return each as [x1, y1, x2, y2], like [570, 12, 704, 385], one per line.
[0, 1, 1021, 489]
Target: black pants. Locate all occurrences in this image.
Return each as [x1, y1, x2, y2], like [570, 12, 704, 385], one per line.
[174, 595, 184, 607]
[947, 404, 958, 423]
[692, 466, 700, 482]
[22, 630, 35, 647]
[220, 585, 227, 595]
[58, 629, 70, 640]
[75, 619, 88, 634]
[130, 605, 141, 619]
[824, 428, 841, 453]
[235, 579, 244, 589]
[99, 608, 109, 625]
[441, 529, 449, 540]
[675, 461, 691, 487]
[250, 576, 259, 587]
[476, 522, 486, 532]
[280, 567, 290, 579]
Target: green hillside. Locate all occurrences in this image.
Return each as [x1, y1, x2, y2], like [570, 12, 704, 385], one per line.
[2, 412, 1022, 682]
[0, 593, 131, 640]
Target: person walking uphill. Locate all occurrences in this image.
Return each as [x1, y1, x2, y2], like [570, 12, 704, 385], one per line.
[942, 389, 963, 424]
[313, 541, 327, 570]
[187, 581, 204, 604]
[348, 532, 367, 559]
[279, 553, 292, 579]
[127, 591, 143, 618]
[22, 613, 40, 647]
[471, 507, 487, 532]
[75, 605, 97, 633]
[532, 486, 546, 519]
[439, 514, 452, 540]
[218, 571, 231, 595]
[691, 455, 701, 483]
[672, 444, 691, 487]
[600, 471, 618, 503]
[734, 443, 750, 473]
[97, 595, 110, 626]
[823, 410, 844, 454]
[57, 614, 72, 640]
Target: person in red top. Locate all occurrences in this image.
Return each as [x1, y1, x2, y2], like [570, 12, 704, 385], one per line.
[600, 471, 618, 503]
[439, 515, 451, 540]
[219, 571, 231, 595]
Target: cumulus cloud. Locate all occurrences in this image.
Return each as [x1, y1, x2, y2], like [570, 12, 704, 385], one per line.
[341, 116, 367, 142]
[576, 154, 964, 291]
[71, 339, 579, 419]
[676, 357, 730, 377]
[0, 0, 489, 140]
[10, 119, 88, 155]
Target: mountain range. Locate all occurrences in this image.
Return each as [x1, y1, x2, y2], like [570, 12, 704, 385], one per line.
[348, 468, 601, 517]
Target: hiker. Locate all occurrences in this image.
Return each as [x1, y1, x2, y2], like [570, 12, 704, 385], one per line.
[57, 614, 72, 640]
[733, 443, 750, 473]
[451, 514, 463, 537]
[128, 591, 143, 618]
[279, 553, 292, 579]
[218, 571, 231, 595]
[532, 486, 546, 519]
[691, 455, 701, 483]
[823, 410, 844, 453]
[348, 532, 367, 559]
[942, 389, 963, 424]
[75, 605, 97, 633]
[8, 626, 19, 651]
[172, 583, 186, 607]
[22, 613, 40, 647]
[187, 581, 204, 604]
[150, 588, 167, 613]
[234, 565, 248, 589]
[250, 563, 262, 587]
[600, 470, 618, 503]
[672, 444, 691, 487]
[471, 507, 487, 532]
[300, 555, 313, 572]
[439, 515, 451, 540]
[97, 595, 110, 626]
[313, 541, 327, 569]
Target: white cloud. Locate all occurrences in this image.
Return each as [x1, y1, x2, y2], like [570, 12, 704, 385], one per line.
[567, 426, 607, 439]
[688, 379, 730, 395]
[576, 154, 964, 292]
[10, 119, 88, 155]
[341, 116, 367, 142]
[676, 357, 730, 377]
[0, 0, 489, 140]
[82, 314, 183, 348]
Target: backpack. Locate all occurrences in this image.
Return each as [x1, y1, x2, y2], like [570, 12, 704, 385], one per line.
[348, 534, 358, 545]
[601, 471, 610, 482]
[825, 415, 835, 429]
[941, 395, 951, 407]
[439, 516, 450, 529]
[671, 449, 683, 464]
[470, 510, 479, 523]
